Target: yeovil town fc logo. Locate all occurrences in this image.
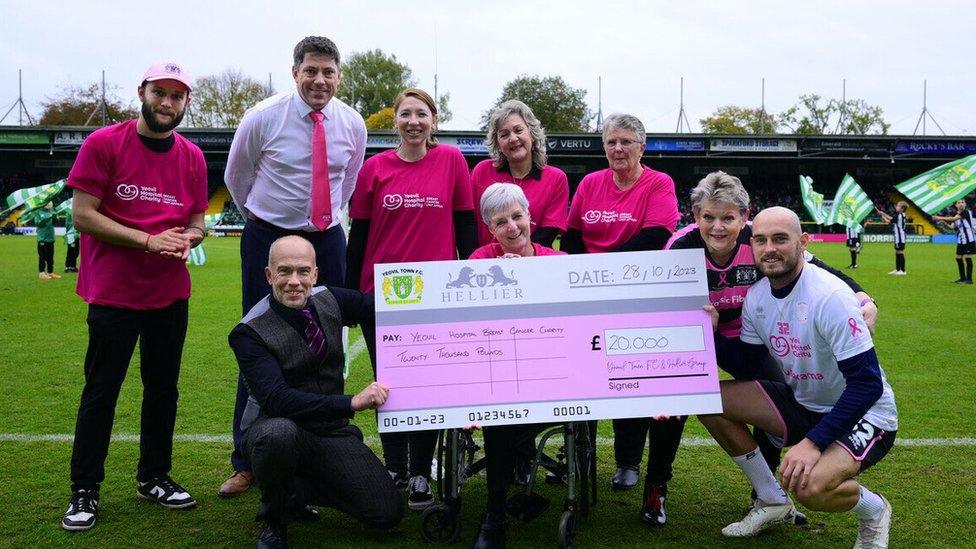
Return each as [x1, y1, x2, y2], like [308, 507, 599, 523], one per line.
[381, 268, 423, 305]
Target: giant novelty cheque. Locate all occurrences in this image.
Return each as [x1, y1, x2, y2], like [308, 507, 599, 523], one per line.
[374, 249, 721, 433]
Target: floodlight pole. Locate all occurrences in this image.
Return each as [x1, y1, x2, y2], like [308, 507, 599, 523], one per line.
[834, 78, 847, 134]
[1, 69, 36, 125]
[83, 70, 110, 127]
[760, 77, 767, 134]
[912, 80, 946, 136]
[675, 77, 691, 133]
[596, 76, 603, 131]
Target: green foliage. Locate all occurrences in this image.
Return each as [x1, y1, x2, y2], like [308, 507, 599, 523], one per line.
[1, 237, 974, 546]
[699, 105, 778, 134]
[482, 75, 593, 132]
[189, 69, 271, 128]
[337, 49, 416, 120]
[779, 94, 890, 135]
[39, 82, 137, 126]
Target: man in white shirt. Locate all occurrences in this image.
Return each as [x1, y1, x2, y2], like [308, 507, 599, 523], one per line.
[700, 207, 897, 548]
[222, 35, 367, 497]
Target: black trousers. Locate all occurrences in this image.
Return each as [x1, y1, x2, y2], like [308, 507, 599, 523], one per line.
[483, 423, 551, 513]
[231, 220, 347, 471]
[242, 417, 402, 529]
[66, 242, 79, 269]
[70, 300, 188, 491]
[37, 241, 54, 273]
[612, 417, 687, 485]
[362, 318, 438, 477]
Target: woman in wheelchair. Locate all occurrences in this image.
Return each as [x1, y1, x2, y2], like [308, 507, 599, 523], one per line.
[468, 183, 566, 548]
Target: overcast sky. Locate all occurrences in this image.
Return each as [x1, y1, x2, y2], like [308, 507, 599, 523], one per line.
[1, 0, 972, 134]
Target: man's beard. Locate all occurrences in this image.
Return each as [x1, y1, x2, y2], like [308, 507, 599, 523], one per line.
[141, 101, 185, 133]
[758, 246, 802, 281]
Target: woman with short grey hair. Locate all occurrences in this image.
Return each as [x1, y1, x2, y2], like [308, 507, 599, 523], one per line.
[561, 111, 683, 526]
[689, 170, 750, 215]
[467, 181, 564, 547]
[472, 100, 569, 248]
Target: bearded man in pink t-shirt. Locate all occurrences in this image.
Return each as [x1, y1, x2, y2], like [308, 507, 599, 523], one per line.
[61, 61, 208, 532]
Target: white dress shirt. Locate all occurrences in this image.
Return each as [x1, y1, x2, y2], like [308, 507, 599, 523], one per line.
[225, 90, 367, 231]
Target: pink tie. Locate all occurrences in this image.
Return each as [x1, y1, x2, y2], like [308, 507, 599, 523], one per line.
[309, 111, 331, 230]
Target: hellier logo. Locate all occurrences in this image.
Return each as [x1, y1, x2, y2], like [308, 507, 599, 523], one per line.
[381, 268, 423, 305]
[445, 266, 518, 289]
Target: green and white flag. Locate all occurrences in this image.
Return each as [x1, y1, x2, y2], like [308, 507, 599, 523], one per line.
[186, 212, 224, 266]
[4, 179, 65, 214]
[825, 174, 874, 227]
[55, 199, 80, 246]
[799, 175, 827, 224]
[187, 245, 207, 266]
[895, 154, 976, 214]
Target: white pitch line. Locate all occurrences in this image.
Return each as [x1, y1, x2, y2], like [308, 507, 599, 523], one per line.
[1, 434, 973, 447]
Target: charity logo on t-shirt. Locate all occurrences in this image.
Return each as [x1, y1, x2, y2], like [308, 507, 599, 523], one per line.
[581, 209, 637, 224]
[114, 182, 185, 207]
[381, 193, 443, 210]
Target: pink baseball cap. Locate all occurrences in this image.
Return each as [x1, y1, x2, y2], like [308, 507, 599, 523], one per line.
[142, 61, 192, 92]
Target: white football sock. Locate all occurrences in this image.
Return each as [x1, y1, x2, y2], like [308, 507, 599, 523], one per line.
[732, 447, 788, 505]
[850, 485, 885, 520]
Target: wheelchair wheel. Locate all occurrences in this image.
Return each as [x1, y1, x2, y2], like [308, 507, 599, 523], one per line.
[557, 510, 576, 548]
[420, 504, 460, 543]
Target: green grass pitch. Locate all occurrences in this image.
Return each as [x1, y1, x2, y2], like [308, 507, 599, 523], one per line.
[0, 235, 973, 547]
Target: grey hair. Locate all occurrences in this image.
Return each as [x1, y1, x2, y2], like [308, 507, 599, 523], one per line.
[293, 36, 340, 66]
[690, 171, 751, 215]
[602, 113, 646, 144]
[485, 100, 548, 171]
[480, 182, 530, 226]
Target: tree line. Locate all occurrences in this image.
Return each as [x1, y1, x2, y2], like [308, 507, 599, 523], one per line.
[37, 50, 889, 135]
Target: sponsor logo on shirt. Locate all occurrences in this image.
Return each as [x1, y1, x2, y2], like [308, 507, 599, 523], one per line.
[115, 183, 185, 207]
[734, 266, 758, 285]
[381, 193, 443, 210]
[380, 268, 424, 305]
[581, 210, 636, 224]
[783, 368, 825, 381]
[769, 333, 812, 359]
[116, 184, 138, 200]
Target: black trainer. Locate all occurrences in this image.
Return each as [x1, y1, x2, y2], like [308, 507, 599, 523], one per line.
[639, 482, 667, 526]
[136, 476, 197, 509]
[257, 522, 288, 549]
[61, 489, 99, 531]
[406, 475, 434, 510]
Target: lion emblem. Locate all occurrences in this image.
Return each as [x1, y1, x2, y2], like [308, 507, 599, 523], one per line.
[446, 266, 477, 288]
[487, 265, 518, 286]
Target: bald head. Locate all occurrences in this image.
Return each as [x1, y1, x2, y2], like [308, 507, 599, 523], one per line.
[753, 206, 802, 237]
[268, 235, 315, 267]
[266, 236, 318, 308]
[751, 206, 808, 288]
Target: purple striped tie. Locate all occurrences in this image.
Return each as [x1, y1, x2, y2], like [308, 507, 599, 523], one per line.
[301, 308, 327, 362]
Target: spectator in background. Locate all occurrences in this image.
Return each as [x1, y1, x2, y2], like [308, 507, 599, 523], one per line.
[35, 201, 60, 279]
[64, 199, 80, 273]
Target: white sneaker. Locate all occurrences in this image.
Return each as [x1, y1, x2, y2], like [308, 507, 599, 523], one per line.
[894, 271, 907, 276]
[854, 495, 891, 548]
[887, 270, 900, 275]
[722, 499, 796, 537]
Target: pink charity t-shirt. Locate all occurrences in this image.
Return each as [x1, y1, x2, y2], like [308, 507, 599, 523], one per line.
[470, 160, 569, 245]
[350, 145, 474, 293]
[468, 241, 566, 259]
[567, 166, 679, 253]
[67, 120, 209, 309]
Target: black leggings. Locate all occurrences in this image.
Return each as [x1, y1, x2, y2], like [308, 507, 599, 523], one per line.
[37, 241, 54, 273]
